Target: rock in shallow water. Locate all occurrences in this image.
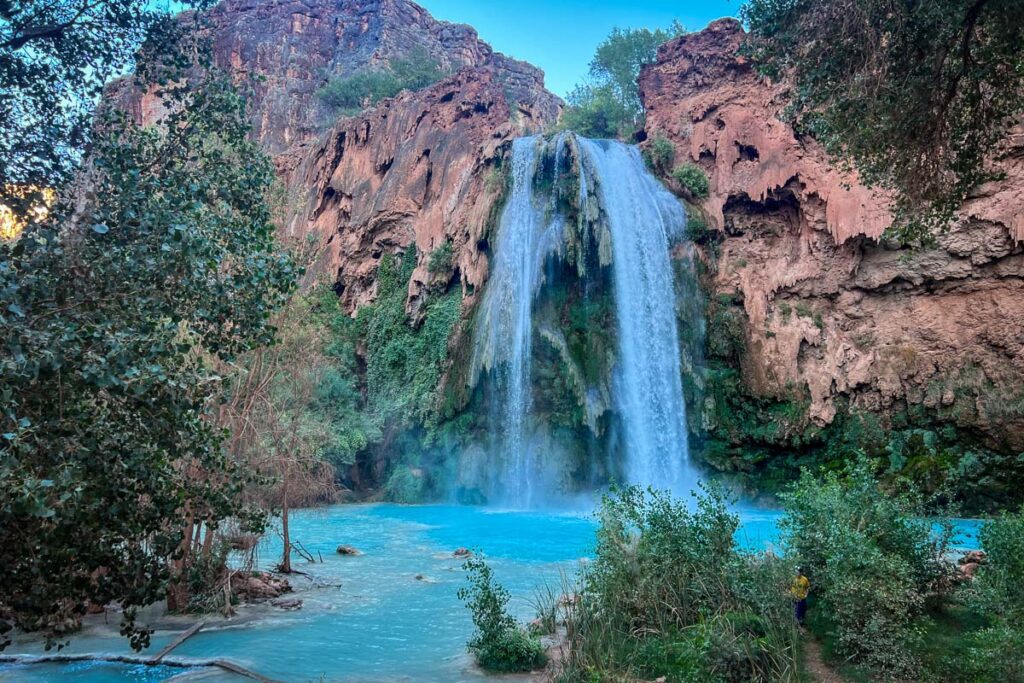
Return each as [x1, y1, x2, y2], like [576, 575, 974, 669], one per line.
[336, 544, 363, 556]
[234, 571, 293, 601]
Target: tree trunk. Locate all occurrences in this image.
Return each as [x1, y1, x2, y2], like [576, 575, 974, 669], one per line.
[280, 488, 292, 574]
[167, 516, 194, 612]
[201, 519, 215, 559]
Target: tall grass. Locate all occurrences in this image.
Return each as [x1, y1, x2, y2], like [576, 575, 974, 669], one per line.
[554, 485, 800, 682]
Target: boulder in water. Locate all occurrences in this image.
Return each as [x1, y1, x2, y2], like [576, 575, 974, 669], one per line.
[959, 550, 987, 565]
[453, 547, 472, 558]
[271, 598, 303, 610]
[234, 571, 292, 601]
[336, 544, 362, 556]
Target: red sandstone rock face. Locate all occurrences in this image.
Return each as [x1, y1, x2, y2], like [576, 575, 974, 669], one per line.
[203, 0, 559, 151]
[116, 0, 560, 151]
[277, 66, 543, 316]
[116, 0, 560, 318]
[640, 19, 1024, 447]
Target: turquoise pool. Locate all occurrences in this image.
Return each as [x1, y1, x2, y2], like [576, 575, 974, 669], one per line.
[0, 503, 982, 682]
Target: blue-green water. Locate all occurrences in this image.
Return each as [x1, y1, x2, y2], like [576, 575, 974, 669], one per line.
[0, 503, 982, 682]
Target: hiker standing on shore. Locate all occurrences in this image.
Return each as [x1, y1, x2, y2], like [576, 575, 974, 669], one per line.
[791, 566, 810, 626]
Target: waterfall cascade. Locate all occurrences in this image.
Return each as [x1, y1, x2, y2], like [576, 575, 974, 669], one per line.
[579, 139, 693, 492]
[470, 134, 696, 506]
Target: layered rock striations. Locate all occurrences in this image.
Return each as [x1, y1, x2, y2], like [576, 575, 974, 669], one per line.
[640, 19, 1024, 488]
[277, 65, 543, 314]
[119, 0, 560, 151]
[115, 0, 561, 313]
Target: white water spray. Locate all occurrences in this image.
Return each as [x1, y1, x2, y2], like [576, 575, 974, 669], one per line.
[579, 139, 694, 493]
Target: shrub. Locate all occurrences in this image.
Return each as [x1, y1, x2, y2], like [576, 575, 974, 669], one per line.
[973, 507, 1024, 619]
[458, 556, 545, 673]
[685, 208, 709, 241]
[644, 134, 676, 174]
[317, 47, 449, 116]
[427, 240, 453, 274]
[383, 465, 425, 503]
[780, 458, 955, 678]
[959, 623, 1024, 682]
[557, 485, 799, 682]
[955, 507, 1024, 681]
[671, 163, 710, 198]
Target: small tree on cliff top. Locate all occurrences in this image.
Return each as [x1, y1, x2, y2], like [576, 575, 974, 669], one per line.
[561, 22, 686, 139]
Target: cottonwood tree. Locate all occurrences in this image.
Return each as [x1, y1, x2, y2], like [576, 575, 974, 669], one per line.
[741, 0, 1024, 241]
[561, 23, 685, 139]
[0, 70, 296, 648]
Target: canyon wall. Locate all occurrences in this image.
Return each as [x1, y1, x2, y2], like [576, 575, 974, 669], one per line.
[115, 0, 560, 314]
[118, 0, 560, 151]
[112, 2, 1022, 502]
[640, 19, 1024, 498]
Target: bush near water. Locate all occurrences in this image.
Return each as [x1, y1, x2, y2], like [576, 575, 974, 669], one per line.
[460, 465, 1024, 682]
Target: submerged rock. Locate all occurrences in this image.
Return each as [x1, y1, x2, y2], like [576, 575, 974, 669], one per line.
[959, 550, 987, 566]
[336, 544, 363, 556]
[234, 571, 293, 601]
[271, 598, 303, 610]
[453, 547, 472, 558]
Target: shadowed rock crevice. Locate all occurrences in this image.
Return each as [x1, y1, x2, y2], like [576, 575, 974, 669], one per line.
[641, 18, 1024, 505]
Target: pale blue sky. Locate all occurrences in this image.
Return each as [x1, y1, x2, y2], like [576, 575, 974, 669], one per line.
[416, 0, 742, 97]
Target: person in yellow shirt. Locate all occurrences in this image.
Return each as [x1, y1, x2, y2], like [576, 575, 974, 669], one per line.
[791, 567, 810, 625]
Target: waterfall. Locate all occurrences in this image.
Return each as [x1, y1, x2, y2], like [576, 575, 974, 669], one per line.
[471, 138, 546, 508]
[470, 134, 695, 507]
[578, 139, 694, 494]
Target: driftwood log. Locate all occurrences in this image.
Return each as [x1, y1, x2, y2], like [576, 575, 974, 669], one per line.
[0, 643, 284, 683]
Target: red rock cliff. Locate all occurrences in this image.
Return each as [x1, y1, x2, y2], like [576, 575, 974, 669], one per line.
[115, 0, 561, 315]
[277, 65, 538, 314]
[118, 0, 561, 152]
[640, 18, 1024, 450]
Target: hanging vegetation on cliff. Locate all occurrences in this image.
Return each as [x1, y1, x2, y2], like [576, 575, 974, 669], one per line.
[741, 0, 1024, 241]
[317, 47, 452, 117]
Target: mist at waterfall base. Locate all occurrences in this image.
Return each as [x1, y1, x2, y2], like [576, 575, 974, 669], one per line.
[468, 134, 698, 509]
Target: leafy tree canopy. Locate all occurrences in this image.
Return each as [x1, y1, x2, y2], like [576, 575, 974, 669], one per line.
[0, 0, 211, 214]
[741, 0, 1024, 241]
[560, 22, 685, 139]
[0, 3, 297, 648]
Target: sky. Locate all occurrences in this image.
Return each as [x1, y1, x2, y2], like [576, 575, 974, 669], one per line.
[415, 0, 742, 98]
